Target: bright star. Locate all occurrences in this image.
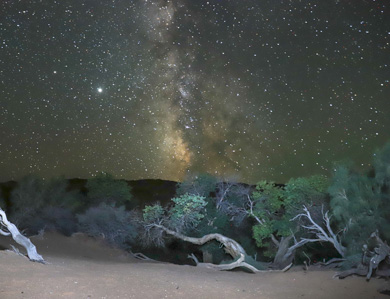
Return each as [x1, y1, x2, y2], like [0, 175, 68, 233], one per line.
[97, 87, 103, 93]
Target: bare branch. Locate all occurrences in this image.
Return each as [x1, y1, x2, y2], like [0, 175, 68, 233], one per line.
[0, 208, 45, 263]
[291, 205, 346, 258]
[0, 228, 11, 236]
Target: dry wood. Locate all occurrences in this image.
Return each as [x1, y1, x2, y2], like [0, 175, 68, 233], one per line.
[335, 232, 390, 280]
[0, 209, 45, 263]
[152, 224, 289, 273]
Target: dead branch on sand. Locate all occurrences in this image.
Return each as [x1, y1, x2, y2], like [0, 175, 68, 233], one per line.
[0, 208, 45, 263]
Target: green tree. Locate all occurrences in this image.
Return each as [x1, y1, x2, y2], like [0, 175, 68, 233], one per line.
[86, 172, 133, 207]
[326, 143, 390, 278]
[251, 176, 335, 268]
[373, 142, 390, 186]
[329, 163, 390, 255]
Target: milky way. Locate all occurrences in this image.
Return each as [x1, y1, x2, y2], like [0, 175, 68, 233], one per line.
[0, 0, 389, 183]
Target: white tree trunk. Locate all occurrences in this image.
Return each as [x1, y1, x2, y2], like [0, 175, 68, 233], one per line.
[0, 209, 44, 263]
[291, 205, 346, 258]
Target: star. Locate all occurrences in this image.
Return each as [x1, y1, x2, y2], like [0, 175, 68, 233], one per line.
[0, 0, 388, 183]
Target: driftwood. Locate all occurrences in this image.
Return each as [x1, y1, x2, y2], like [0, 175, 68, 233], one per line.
[152, 224, 292, 273]
[188, 253, 292, 273]
[335, 232, 390, 280]
[0, 208, 45, 263]
[154, 224, 260, 273]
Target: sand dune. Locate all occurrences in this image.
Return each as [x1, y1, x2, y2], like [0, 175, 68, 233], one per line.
[0, 232, 388, 299]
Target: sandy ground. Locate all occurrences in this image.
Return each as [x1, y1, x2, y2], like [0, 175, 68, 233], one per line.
[0, 232, 389, 299]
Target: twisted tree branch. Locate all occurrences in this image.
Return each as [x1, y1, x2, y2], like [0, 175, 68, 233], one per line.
[0, 208, 45, 263]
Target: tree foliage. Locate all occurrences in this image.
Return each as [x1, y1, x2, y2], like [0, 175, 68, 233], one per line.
[86, 172, 133, 207]
[251, 181, 285, 251]
[329, 146, 390, 255]
[77, 203, 138, 250]
[142, 204, 164, 223]
[373, 142, 390, 186]
[176, 173, 217, 198]
[251, 176, 329, 255]
[143, 193, 207, 232]
[9, 175, 82, 233]
[170, 194, 207, 227]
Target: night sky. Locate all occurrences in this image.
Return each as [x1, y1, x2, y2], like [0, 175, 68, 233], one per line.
[1, 0, 389, 184]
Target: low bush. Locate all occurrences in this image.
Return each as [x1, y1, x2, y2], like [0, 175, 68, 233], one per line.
[77, 204, 138, 250]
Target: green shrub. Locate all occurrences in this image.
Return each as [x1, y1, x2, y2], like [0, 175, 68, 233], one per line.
[9, 175, 82, 231]
[77, 204, 138, 250]
[25, 206, 77, 236]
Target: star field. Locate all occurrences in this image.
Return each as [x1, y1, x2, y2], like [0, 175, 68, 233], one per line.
[0, 0, 389, 184]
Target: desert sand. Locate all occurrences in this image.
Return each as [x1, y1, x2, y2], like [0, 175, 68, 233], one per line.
[0, 232, 388, 299]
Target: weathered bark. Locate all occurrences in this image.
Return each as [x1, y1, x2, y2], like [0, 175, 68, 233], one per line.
[272, 236, 295, 269]
[188, 253, 292, 273]
[0, 209, 44, 263]
[334, 266, 369, 279]
[271, 235, 321, 269]
[335, 232, 390, 280]
[202, 250, 213, 263]
[153, 224, 287, 273]
[155, 224, 246, 258]
[253, 204, 347, 270]
[367, 232, 390, 279]
[292, 205, 346, 258]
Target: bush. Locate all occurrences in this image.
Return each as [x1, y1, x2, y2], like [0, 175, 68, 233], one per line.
[24, 206, 78, 236]
[86, 172, 133, 207]
[169, 193, 207, 232]
[328, 164, 386, 254]
[77, 204, 138, 250]
[9, 175, 82, 231]
[10, 175, 44, 219]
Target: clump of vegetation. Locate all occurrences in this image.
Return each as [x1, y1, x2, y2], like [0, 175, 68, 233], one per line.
[86, 172, 134, 207]
[8, 175, 82, 234]
[77, 204, 138, 250]
[3, 142, 390, 279]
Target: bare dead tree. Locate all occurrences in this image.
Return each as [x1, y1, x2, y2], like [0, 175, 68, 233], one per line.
[0, 208, 45, 263]
[215, 180, 236, 210]
[291, 205, 346, 258]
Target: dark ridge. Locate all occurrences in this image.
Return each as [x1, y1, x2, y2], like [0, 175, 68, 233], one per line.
[126, 179, 178, 207]
[0, 178, 283, 209]
[67, 178, 178, 207]
[0, 178, 178, 208]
